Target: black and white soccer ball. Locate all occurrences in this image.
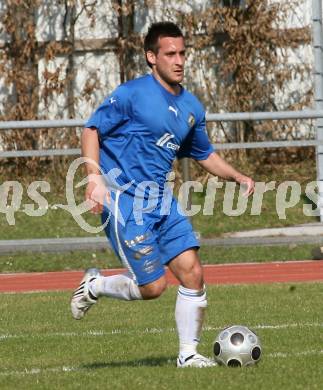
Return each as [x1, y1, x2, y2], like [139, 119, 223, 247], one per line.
[213, 325, 262, 367]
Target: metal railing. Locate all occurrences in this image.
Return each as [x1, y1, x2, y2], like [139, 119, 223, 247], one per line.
[0, 109, 322, 158]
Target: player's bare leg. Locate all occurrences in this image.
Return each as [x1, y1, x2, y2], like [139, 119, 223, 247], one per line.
[168, 249, 216, 368]
[138, 276, 167, 299]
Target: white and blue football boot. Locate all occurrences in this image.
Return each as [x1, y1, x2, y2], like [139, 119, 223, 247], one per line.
[177, 353, 217, 368]
[71, 268, 101, 320]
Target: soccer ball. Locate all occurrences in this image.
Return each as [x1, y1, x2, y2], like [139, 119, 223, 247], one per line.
[213, 325, 262, 367]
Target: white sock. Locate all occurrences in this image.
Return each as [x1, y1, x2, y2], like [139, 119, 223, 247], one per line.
[89, 273, 142, 301]
[175, 285, 207, 359]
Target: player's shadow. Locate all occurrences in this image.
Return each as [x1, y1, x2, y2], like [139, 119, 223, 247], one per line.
[82, 356, 176, 369]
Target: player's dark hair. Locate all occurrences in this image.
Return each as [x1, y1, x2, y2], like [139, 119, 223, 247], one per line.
[144, 22, 184, 68]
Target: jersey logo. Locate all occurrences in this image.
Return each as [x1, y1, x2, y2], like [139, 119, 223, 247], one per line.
[156, 133, 180, 151]
[110, 97, 116, 104]
[188, 113, 195, 127]
[157, 133, 175, 147]
[168, 105, 178, 117]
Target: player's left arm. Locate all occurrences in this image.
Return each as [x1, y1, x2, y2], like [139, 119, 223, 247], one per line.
[197, 152, 255, 196]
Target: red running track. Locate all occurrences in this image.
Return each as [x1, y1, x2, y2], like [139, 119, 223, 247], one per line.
[0, 261, 323, 293]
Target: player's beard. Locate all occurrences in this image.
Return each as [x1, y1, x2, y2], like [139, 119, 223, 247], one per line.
[155, 66, 184, 86]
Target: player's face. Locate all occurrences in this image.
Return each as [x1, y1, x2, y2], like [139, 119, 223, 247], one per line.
[147, 36, 186, 92]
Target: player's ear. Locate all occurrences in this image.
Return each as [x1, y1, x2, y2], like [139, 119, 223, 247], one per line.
[146, 50, 157, 66]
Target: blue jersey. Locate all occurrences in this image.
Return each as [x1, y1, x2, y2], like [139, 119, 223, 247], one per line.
[85, 74, 214, 195]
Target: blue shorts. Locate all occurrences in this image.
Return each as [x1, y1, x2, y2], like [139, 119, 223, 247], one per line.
[101, 190, 199, 286]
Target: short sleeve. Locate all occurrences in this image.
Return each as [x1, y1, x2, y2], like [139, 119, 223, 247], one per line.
[177, 113, 215, 160]
[85, 85, 130, 138]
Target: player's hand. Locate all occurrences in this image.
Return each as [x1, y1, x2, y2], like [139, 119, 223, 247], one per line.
[235, 174, 255, 197]
[85, 173, 110, 214]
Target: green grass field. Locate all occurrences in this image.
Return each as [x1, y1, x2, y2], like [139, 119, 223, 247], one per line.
[1, 160, 323, 388]
[0, 283, 322, 389]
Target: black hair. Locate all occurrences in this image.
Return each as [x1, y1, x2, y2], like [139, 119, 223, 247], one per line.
[144, 22, 184, 68]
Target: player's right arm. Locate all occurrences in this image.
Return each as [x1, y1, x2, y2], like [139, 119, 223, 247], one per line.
[81, 127, 110, 214]
[82, 85, 130, 213]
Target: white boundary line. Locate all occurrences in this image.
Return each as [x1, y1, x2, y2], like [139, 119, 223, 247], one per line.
[0, 366, 79, 376]
[268, 350, 323, 358]
[0, 322, 322, 376]
[0, 322, 321, 341]
[1, 349, 323, 376]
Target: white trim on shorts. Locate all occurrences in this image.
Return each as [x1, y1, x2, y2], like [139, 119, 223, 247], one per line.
[114, 190, 137, 282]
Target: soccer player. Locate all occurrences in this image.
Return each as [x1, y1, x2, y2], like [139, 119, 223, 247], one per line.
[71, 22, 254, 368]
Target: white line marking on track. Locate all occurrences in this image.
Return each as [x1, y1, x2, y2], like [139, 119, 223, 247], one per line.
[1, 260, 317, 279]
[203, 260, 321, 268]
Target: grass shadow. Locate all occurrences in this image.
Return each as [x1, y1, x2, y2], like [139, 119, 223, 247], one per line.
[82, 356, 176, 369]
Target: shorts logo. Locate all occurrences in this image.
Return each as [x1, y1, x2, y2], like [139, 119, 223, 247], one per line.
[156, 133, 180, 151]
[142, 258, 159, 274]
[134, 246, 154, 259]
[124, 233, 149, 248]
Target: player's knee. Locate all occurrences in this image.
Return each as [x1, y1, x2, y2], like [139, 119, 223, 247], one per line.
[191, 261, 203, 278]
[183, 262, 204, 290]
[139, 277, 167, 300]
